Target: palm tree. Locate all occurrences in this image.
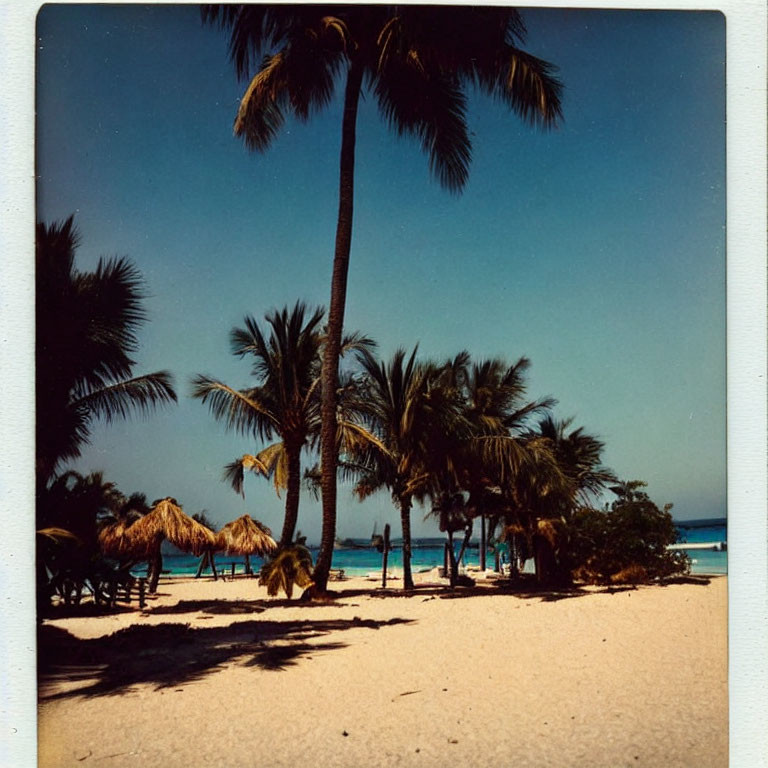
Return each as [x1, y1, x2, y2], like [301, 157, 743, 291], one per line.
[194, 302, 375, 548]
[202, 6, 563, 593]
[458, 356, 556, 568]
[535, 415, 617, 506]
[431, 489, 472, 587]
[352, 347, 463, 590]
[192, 302, 325, 546]
[36, 216, 177, 486]
[37, 470, 128, 608]
[511, 416, 616, 584]
[421, 353, 555, 576]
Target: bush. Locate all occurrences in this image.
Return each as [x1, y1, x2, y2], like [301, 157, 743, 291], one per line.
[569, 497, 690, 585]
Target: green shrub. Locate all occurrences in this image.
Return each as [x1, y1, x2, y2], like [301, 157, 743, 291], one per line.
[569, 493, 690, 585]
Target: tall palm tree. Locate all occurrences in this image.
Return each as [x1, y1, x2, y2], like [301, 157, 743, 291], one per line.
[36, 216, 177, 486]
[192, 302, 325, 546]
[203, 6, 563, 593]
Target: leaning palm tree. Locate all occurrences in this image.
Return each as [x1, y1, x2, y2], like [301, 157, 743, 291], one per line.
[203, 6, 563, 593]
[36, 216, 177, 486]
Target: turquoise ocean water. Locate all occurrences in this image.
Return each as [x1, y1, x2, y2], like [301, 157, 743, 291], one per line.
[134, 519, 727, 579]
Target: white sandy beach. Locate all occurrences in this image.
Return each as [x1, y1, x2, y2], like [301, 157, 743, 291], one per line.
[38, 573, 727, 768]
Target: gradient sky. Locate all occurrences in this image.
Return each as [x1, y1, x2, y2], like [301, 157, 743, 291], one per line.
[35, 5, 726, 541]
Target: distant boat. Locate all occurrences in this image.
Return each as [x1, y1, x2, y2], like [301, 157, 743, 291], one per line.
[334, 537, 370, 550]
[334, 522, 393, 552]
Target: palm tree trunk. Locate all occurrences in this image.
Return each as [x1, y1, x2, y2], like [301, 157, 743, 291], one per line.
[315, 58, 365, 594]
[280, 442, 302, 546]
[447, 530, 457, 588]
[534, 534, 559, 585]
[508, 535, 520, 580]
[399, 495, 414, 591]
[480, 514, 486, 571]
[381, 523, 390, 588]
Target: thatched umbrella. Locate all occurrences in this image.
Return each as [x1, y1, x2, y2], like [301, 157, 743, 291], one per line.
[99, 520, 131, 559]
[101, 498, 216, 592]
[215, 515, 277, 575]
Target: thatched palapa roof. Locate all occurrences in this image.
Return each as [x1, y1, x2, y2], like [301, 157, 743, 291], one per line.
[215, 515, 277, 557]
[99, 497, 216, 558]
[99, 519, 135, 558]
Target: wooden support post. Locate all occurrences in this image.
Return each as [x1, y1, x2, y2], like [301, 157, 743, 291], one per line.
[382, 524, 390, 588]
[245, 554, 251, 576]
[211, 552, 218, 581]
[444, 541, 449, 574]
[480, 514, 487, 571]
[109, 577, 117, 608]
[138, 577, 146, 608]
[231, 562, 235, 578]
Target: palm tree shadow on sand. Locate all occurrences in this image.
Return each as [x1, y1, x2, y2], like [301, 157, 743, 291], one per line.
[332, 574, 714, 603]
[39, 616, 413, 701]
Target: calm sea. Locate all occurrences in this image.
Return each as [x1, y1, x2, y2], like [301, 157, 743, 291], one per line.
[135, 519, 727, 578]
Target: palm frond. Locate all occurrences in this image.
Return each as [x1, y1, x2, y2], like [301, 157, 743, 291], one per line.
[37, 527, 82, 545]
[191, 375, 278, 437]
[234, 52, 289, 151]
[234, 25, 343, 152]
[374, 56, 471, 193]
[494, 46, 563, 128]
[224, 443, 286, 496]
[259, 544, 314, 598]
[337, 418, 390, 459]
[71, 371, 177, 424]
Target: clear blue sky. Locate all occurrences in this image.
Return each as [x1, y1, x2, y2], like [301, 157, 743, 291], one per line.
[35, 6, 726, 541]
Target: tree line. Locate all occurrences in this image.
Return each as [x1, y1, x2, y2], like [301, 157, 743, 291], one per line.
[36, 219, 688, 608]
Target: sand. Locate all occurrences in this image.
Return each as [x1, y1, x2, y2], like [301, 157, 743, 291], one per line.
[38, 572, 727, 768]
